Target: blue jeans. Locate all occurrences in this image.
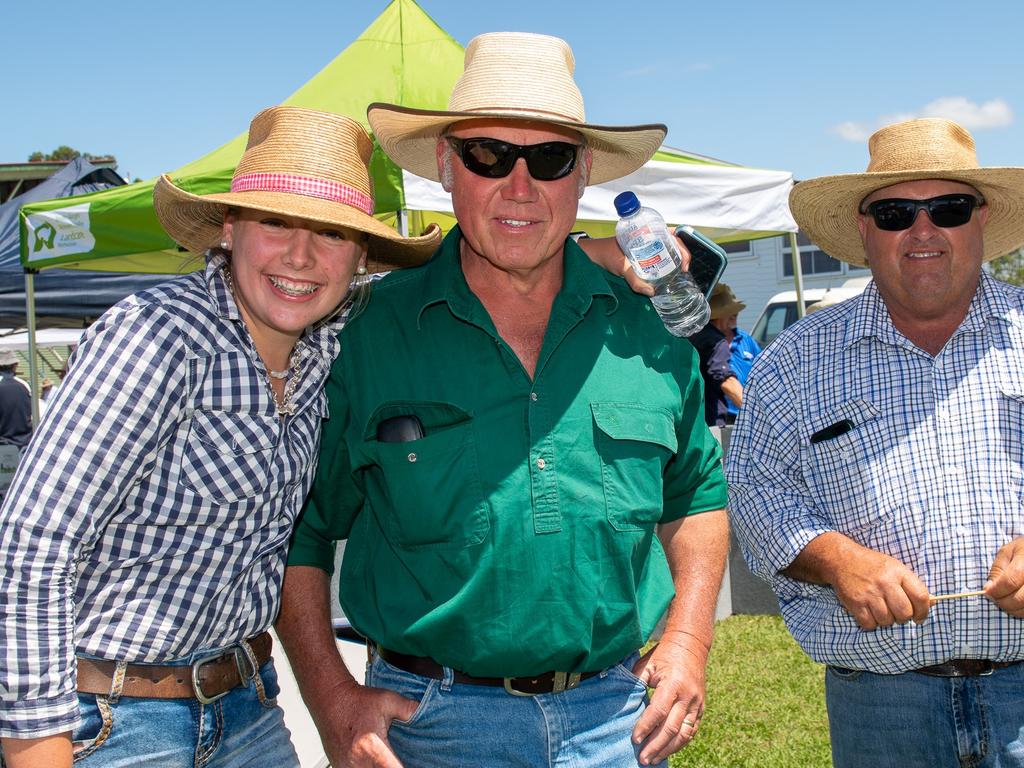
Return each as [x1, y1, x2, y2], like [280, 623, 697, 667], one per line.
[70, 659, 299, 767]
[368, 650, 665, 767]
[826, 664, 1024, 768]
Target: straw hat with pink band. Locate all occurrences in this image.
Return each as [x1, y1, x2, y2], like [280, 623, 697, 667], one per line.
[366, 31, 667, 185]
[154, 105, 441, 273]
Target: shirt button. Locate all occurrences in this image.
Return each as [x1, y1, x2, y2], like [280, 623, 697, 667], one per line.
[536, 458, 546, 470]
[956, 525, 969, 537]
[937, 408, 950, 421]
[531, 392, 538, 402]
[407, 453, 417, 463]
[945, 465, 961, 476]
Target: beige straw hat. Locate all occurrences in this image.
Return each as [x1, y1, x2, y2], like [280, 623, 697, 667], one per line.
[789, 118, 1024, 267]
[709, 283, 745, 320]
[154, 105, 441, 273]
[367, 32, 667, 185]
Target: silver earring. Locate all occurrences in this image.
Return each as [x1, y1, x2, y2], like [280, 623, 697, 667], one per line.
[220, 240, 230, 250]
[357, 265, 367, 275]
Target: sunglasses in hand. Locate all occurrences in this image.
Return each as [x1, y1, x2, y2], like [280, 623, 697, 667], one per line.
[860, 193, 985, 231]
[446, 136, 582, 181]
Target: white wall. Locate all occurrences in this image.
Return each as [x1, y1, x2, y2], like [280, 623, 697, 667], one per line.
[722, 235, 869, 332]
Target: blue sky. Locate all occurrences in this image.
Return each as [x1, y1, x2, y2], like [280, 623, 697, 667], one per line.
[5, 0, 1021, 183]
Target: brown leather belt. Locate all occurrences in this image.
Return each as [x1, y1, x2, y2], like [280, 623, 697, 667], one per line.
[77, 632, 272, 704]
[915, 658, 1023, 677]
[377, 646, 602, 696]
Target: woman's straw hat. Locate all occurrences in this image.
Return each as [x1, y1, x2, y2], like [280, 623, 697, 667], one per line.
[154, 106, 440, 272]
[789, 118, 1024, 267]
[709, 283, 745, 320]
[367, 32, 666, 185]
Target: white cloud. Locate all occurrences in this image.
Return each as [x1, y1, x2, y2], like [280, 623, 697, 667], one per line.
[831, 98, 1013, 142]
[831, 122, 872, 142]
[685, 62, 712, 73]
[920, 97, 1013, 128]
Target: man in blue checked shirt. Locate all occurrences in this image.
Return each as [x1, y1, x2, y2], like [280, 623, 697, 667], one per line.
[727, 117, 1024, 768]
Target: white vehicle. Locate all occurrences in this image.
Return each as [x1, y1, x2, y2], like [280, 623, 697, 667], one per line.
[751, 277, 869, 348]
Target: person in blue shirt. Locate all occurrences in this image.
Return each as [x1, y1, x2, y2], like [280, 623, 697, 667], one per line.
[708, 284, 761, 421]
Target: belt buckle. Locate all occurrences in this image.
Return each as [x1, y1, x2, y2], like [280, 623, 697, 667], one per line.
[978, 660, 996, 677]
[503, 671, 582, 697]
[191, 646, 255, 705]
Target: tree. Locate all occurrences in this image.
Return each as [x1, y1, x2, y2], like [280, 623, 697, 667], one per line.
[27, 146, 110, 162]
[989, 248, 1024, 287]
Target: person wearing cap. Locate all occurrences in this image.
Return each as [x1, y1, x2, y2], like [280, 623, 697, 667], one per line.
[0, 350, 31, 449]
[278, 31, 728, 768]
[0, 106, 440, 768]
[726, 118, 1024, 766]
[688, 283, 751, 427]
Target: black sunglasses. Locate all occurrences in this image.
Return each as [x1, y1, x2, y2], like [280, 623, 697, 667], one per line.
[446, 137, 581, 181]
[860, 193, 985, 231]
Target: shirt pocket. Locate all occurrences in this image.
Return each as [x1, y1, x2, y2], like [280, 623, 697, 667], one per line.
[592, 402, 677, 532]
[180, 410, 280, 503]
[361, 402, 489, 551]
[805, 399, 889, 536]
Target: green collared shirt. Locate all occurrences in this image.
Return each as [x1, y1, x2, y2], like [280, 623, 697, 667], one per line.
[289, 227, 726, 676]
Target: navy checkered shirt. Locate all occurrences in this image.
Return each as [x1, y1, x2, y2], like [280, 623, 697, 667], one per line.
[727, 273, 1024, 674]
[0, 254, 341, 737]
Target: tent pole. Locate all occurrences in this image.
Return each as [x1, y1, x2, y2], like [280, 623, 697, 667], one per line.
[24, 269, 40, 427]
[396, 209, 409, 237]
[788, 231, 806, 319]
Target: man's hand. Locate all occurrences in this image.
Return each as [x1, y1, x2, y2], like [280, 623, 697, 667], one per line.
[312, 678, 417, 768]
[631, 631, 708, 766]
[787, 532, 930, 630]
[276, 565, 416, 768]
[1, 734, 72, 768]
[985, 537, 1024, 617]
[576, 233, 693, 297]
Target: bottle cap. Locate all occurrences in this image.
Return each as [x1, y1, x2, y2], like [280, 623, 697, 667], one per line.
[613, 191, 640, 217]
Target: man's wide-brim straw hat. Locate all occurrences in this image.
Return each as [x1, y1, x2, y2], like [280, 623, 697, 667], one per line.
[709, 282, 745, 320]
[789, 118, 1024, 267]
[367, 32, 667, 186]
[154, 105, 440, 273]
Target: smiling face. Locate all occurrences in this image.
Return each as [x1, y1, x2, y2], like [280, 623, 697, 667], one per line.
[222, 208, 366, 359]
[857, 179, 988, 328]
[438, 119, 591, 279]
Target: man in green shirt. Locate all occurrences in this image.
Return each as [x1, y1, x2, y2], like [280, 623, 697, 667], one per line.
[277, 32, 728, 768]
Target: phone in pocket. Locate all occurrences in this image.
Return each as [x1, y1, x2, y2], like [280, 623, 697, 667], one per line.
[674, 225, 728, 299]
[375, 415, 425, 443]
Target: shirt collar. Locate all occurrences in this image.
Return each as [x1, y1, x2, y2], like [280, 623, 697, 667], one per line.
[204, 251, 238, 321]
[843, 271, 1016, 349]
[415, 226, 618, 329]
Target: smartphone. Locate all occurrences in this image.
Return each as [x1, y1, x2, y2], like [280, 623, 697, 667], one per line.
[674, 225, 728, 299]
[376, 415, 425, 443]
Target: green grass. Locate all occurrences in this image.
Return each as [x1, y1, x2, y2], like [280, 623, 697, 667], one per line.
[669, 615, 832, 768]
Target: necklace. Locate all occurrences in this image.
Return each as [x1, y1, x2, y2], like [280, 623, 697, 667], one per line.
[224, 266, 302, 416]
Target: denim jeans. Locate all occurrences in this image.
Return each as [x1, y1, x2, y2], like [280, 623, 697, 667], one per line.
[368, 650, 665, 767]
[826, 663, 1024, 768]
[69, 659, 299, 768]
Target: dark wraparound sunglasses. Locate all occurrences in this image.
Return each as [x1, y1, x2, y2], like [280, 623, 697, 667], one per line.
[446, 137, 581, 181]
[860, 193, 985, 231]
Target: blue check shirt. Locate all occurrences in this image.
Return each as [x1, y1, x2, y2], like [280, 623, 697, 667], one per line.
[0, 254, 341, 737]
[727, 273, 1024, 674]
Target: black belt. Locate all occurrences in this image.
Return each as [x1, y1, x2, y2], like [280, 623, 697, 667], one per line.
[914, 658, 1023, 678]
[376, 646, 603, 696]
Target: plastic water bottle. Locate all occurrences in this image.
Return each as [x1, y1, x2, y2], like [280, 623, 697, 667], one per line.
[613, 191, 710, 337]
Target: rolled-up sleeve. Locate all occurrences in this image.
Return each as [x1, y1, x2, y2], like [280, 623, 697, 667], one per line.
[0, 306, 186, 738]
[725, 350, 834, 590]
[662, 341, 728, 523]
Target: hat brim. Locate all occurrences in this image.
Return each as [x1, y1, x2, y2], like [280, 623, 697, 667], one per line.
[367, 103, 666, 185]
[790, 168, 1024, 267]
[711, 300, 745, 319]
[153, 174, 440, 273]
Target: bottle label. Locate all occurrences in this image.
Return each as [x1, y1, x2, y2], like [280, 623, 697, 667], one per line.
[625, 226, 675, 280]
